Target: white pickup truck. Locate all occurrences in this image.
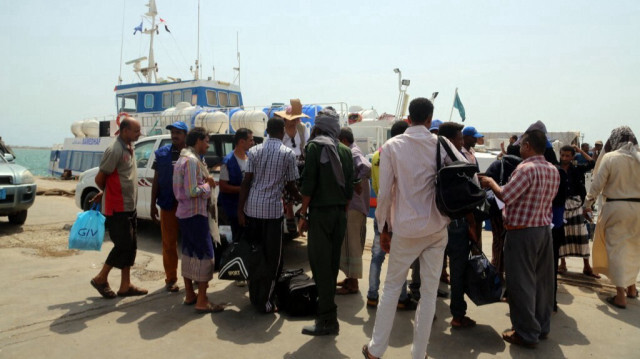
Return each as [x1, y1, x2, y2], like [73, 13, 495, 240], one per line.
[74, 134, 261, 222]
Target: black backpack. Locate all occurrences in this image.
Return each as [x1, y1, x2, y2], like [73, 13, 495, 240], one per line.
[435, 136, 487, 219]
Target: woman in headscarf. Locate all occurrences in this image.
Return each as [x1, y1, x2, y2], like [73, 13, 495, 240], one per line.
[584, 126, 640, 309]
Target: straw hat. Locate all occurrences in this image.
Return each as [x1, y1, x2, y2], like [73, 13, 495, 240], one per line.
[274, 99, 310, 121]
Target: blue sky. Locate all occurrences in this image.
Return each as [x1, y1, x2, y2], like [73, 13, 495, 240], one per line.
[1, 0, 638, 146]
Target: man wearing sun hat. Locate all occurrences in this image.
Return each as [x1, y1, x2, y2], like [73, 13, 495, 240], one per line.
[274, 99, 310, 238]
[151, 121, 188, 292]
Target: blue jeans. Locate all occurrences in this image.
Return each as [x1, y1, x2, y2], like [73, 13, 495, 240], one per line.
[367, 219, 409, 301]
[447, 218, 471, 318]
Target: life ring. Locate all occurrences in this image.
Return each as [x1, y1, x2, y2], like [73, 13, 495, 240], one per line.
[114, 112, 129, 135]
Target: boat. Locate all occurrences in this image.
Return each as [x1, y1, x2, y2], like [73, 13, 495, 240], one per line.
[49, 0, 244, 177]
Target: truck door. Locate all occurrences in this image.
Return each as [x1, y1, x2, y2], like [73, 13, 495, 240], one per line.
[133, 138, 158, 219]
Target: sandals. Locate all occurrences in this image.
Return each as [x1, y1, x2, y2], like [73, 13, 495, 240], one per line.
[362, 345, 380, 359]
[557, 265, 568, 275]
[183, 296, 197, 305]
[117, 286, 148, 297]
[451, 316, 477, 328]
[90, 279, 116, 299]
[195, 302, 225, 313]
[336, 286, 359, 295]
[627, 291, 639, 299]
[583, 270, 601, 279]
[606, 296, 626, 309]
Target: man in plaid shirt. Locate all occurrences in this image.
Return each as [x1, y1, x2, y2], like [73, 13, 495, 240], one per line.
[480, 129, 559, 348]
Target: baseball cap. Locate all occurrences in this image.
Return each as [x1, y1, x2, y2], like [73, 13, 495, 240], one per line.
[462, 126, 484, 138]
[595, 140, 603, 146]
[166, 121, 188, 132]
[429, 119, 443, 132]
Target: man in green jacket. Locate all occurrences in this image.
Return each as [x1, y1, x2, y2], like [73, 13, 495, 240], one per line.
[298, 107, 354, 336]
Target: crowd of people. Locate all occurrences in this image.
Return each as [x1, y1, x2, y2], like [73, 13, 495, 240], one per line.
[86, 98, 640, 359]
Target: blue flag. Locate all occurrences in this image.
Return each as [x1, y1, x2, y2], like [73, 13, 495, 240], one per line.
[453, 91, 466, 122]
[133, 22, 143, 35]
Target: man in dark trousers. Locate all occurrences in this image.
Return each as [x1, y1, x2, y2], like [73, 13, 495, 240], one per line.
[238, 118, 300, 314]
[480, 128, 560, 348]
[90, 117, 148, 299]
[298, 107, 354, 336]
[150, 121, 187, 292]
[218, 128, 254, 242]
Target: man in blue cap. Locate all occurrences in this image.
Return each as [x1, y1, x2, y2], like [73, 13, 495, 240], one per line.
[462, 126, 485, 250]
[151, 121, 188, 292]
[461, 126, 484, 170]
[429, 119, 443, 134]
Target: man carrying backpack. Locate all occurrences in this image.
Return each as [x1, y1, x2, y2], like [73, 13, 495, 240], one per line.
[362, 98, 465, 359]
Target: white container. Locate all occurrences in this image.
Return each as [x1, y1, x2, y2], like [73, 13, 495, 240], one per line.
[71, 120, 85, 138]
[161, 102, 200, 129]
[230, 110, 267, 135]
[359, 109, 379, 120]
[81, 119, 100, 138]
[195, 111, 229, 134]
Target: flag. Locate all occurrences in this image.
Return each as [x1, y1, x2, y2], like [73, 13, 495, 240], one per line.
[160, 18, 170, 33]
[453, 91, 466, 122]
[431, 92, 439, 102]
[133, 22, 143, 35]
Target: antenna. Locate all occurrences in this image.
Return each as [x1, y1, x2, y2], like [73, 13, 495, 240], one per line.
[233, 31, 241, 86]
[118, 0, 126, 85]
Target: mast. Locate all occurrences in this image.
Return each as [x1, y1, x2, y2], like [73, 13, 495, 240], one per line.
[144, 0, 158, 83]
[194, 0, 201, 80]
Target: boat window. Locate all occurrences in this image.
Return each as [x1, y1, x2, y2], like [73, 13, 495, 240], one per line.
[162, 92, 171, 108]
[144, 94, 154, 109]
[229, 93, 239, 107]
[172, 91, 182, 106]
[206, 90, 218, 106]
[218, 91, 229, 107]
[191, 93, 198, 105]
[222, 142, 233, 156]
[183, 90, 192, 104]
[71, 152, 82, 171]
[119, 94, 137, 113]
[134, 140, 156, 169]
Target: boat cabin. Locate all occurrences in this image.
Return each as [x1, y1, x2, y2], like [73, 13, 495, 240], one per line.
[115, 79, 243, 114]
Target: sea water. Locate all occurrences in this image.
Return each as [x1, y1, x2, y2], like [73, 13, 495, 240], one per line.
[11, 148, 52, 177]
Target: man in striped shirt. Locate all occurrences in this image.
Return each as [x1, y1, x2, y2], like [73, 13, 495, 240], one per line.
[238, 117, 301, 313]
[480, 129, 560, 348]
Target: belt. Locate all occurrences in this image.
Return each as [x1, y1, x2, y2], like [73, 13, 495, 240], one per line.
[505, 225, 528, 231]
[607, 198, 640, 203]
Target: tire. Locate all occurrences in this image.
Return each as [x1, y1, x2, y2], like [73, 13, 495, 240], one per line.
[8, 210, 27, 225]
[82, 189, 99, 211]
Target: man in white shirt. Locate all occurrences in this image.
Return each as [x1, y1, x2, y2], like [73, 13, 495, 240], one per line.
[363, 98, 464, 359]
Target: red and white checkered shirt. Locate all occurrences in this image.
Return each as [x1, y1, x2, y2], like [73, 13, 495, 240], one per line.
[501, 155, 560, 228]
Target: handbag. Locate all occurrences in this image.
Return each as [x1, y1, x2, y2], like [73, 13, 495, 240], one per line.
[464, 243, 504, 306]
[68, 203, 105, 251]
[435, 137, 487, 219]
[218, 236, 253, 280]
[276, 269, 318, 316]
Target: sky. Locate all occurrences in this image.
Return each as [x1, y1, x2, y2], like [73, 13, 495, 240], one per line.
[1, 0, 639, 147]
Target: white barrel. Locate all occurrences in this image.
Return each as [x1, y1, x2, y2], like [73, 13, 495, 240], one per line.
[71, 120, 85, 138]
[195, 111, 229, 134]
[359, 109, 379, 120]
[230, 110, 267, 135]
[161, 102, 201, 129]
[81, 119, 100, 138]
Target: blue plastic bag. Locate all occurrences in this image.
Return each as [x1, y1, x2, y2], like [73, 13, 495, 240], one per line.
[69, 204, 106, 251]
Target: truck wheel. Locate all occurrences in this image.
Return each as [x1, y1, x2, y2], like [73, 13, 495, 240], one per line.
[82, 189, 99, 211]
[8, 210, 27, 225]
